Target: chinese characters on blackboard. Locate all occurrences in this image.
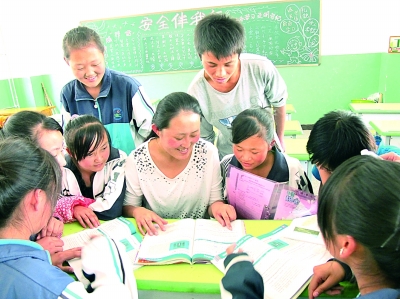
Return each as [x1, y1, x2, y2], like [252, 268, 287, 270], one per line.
[82, 0, 320, 74]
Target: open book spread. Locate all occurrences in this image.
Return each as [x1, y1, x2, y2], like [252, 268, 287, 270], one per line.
[62, 217, 142, 286]
[227, 165, 318, 220]
[135, 218, 246, 265]
[212, 218, 332, 299]
[283, 215, 325, 245]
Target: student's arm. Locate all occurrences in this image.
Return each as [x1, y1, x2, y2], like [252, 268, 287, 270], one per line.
[308, 260, 353, 299]
[274, 105, 286, 152]
[208, 146, 236, 229]
[130, 86, 154, 147]
[54, 195, 96, 224]
[263, 60, 288, 151]
[200, 115, 216, 145]
[60, 90, 72, 128]
[60, 236, 138, 299]
[88, 150, 127, 216]
[123, 152, 167, 235]
[221, 253, 264, 299]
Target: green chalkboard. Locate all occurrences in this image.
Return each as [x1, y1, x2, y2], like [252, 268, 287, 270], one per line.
[81, 0, 320, 74]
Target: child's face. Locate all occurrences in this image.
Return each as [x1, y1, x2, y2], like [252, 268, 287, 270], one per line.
[76, 131, 110, 175]
[37, 129, 66, 168]
[233, 135, 272, 172]
[154, 111, 200, 161]
[65, 44, 105, 90]
[201, 52, 240, 86]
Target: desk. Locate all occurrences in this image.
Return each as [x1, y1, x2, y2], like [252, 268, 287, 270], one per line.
[0, 106, 55, 128]
[349, 103, 400, 128]
[63, 219, 358, 299]
[285, 138, 312, 177]
[369, 120, 400, 145]
[284, 120, 303, 138]
[285, 103, 296, 120]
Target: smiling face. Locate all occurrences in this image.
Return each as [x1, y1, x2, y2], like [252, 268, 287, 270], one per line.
[201, 52, 240, 90]
[233, 134, 272, 172]
[75, 131, 110, 175]
[65, 43, 105, 90]
[155, 111, 201, 161]
[37, 129, 66, 168]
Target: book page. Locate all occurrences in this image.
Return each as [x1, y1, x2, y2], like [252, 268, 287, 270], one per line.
[212, 232, 331, 299]
[61, 217, 142, 286]
[135, 219, 195, 265]
[62, 217, 137, 250]
[284, 215, 325, 245]
[68, 234, 142, 287]
[192, 219, 246, 262]
[226, 165, 284, 219]
[256, 237, 331, 299]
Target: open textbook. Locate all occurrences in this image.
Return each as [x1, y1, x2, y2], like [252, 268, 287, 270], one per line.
[135, 218, 246, 265]
[212, 218, 332, 299]
[62, 217, 142, 286]
[227, 165, 318, 220]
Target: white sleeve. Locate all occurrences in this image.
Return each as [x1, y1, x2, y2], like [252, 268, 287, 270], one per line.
[263, 60, 288, 108]
[60, 105, 71, 129]
[60, 236, 138, 299]
[124, 153, 144, 207]
[89, 151, 127, 212]
[131, 86, 154, 146]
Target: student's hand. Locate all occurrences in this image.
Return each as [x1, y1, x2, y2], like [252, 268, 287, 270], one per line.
[36, 236, 64, 254]
[73, 206, 100, 229]
[38, 217, 64, 239]
[226, 243, 244, 255]
[133, 207, 168, 236]
[308, 261, 345, 298]
[380, 152, 400, 162]
[210, 202, 237, 230]
[51, 247, 82, 273]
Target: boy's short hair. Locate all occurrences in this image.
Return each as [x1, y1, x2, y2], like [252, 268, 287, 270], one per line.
[306, 110, 375, 171]
[63, 26, 105, 59]
[194, 13, 245, 59]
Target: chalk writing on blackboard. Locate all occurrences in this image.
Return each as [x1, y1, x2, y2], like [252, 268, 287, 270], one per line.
[81, 0, 320, 74]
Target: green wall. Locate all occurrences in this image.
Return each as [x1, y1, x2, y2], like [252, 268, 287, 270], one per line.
[138, 52, 398, 124]
[0, 74, 61, 112]
[1, 53, 399, 123]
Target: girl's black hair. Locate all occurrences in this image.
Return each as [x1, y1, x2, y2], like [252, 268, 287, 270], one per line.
[231, 108, 274, 145]
[64, 115, 110, 162]
[0, 138, 61, 229]
[63, 26, 105, 59]
[318, 155, 400, 287]
[145, 92, 201, 141]
[2, 110, 63, 144]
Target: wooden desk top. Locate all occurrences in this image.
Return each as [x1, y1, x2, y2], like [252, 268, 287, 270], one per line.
[0, 106, 55, 117]
[369, 120, 400, 136]
[284, 120, 303, 136]
[349, 103, 400, 114]
[285, 138, 309, 161]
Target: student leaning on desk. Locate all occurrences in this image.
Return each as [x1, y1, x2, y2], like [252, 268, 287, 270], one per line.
[0, 138, 138, 299]
[187, 13, 288, 157]
[221, 156, 400, 299]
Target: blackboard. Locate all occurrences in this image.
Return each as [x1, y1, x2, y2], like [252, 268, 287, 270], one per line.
[81, 0, 320, 74]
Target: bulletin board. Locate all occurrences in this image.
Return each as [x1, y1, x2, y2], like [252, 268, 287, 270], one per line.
[81, 0, 320, 74]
